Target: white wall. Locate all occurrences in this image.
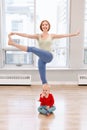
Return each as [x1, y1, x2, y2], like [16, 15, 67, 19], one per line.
[0, 0, 87, 85]
[69, 0, 85, 68]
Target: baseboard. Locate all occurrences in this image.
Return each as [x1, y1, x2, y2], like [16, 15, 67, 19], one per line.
[31, 81, 78, 85]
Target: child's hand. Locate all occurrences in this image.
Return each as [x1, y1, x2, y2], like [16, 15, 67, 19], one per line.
[40, 92, 46, 97]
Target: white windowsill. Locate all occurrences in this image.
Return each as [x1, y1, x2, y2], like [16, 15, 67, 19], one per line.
[0, 65, 87, 71]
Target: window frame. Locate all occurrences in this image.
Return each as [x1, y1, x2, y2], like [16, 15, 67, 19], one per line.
[84, 0, 87, 66]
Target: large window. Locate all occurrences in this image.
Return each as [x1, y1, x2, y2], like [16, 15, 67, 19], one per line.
[1, 0, 69, 68]
[84, 0, 87, 64]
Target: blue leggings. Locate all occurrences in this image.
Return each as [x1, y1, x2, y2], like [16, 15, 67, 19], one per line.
[27, 47, 53, 84]
[38, 106, 56, 115]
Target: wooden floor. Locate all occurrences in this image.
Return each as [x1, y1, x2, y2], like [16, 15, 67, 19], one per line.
[0, 85, 87, 130]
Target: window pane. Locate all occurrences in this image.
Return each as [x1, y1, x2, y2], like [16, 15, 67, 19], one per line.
[36, 0, 69, 67]
[5, 0, 34, 65]
[84, 49, 87, 64]
[5, 51, 33, 65]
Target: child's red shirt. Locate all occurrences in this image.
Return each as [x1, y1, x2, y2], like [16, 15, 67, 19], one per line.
[39, 93, 55, 107]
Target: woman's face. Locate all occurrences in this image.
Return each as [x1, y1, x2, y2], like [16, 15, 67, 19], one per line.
[40, 20, 50, 32]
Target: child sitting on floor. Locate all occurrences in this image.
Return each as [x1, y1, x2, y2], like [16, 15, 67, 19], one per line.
[38, 84, 56, 116]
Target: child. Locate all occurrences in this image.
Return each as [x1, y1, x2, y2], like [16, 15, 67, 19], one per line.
[38, 84, 56, 116]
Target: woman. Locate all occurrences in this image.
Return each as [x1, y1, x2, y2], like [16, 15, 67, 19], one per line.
[8, 20, 80, 85]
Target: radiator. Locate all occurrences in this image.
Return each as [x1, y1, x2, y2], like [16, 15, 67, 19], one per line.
[78, 74, 87, 85]
[0, 74, 31, 85]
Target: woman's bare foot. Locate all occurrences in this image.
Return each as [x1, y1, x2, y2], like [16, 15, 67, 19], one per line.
[8, 36, 14, 46]
[8, 34, 28, 51]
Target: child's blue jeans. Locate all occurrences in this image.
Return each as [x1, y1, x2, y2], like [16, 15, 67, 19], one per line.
[38, 106, 56, 115]
[27, 47, 53, 84]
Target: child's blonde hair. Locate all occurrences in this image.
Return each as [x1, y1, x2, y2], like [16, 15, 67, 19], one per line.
[42, 84, 51, 91]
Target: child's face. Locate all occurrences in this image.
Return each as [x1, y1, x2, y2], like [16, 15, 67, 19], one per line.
[43, 86, 50, 95]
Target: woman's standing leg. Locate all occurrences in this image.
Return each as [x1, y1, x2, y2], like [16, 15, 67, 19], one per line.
[38, 59, 47, 84]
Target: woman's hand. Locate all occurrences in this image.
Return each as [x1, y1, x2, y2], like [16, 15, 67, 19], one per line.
[8, 32, 16, 36]
[75, 31, 80, 36]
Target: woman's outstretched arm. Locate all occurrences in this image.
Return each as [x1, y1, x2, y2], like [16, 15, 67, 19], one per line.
[9, 32, 38, 39]
[52, 31, 80, 39]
